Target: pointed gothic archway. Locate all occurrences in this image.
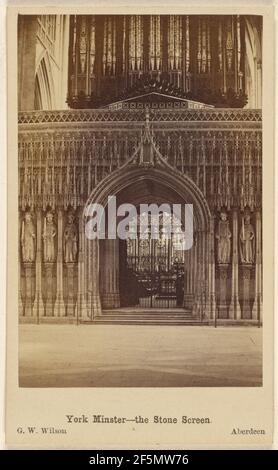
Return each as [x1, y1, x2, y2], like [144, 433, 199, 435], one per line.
[83, 123, 214, 322]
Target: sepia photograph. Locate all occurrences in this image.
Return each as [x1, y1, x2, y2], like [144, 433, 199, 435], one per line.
[17, 13, 263, 388]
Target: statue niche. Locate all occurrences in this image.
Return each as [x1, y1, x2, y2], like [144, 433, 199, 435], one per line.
[63, 212, 78, 263]
[43, 211, 56, 262]
[239, 214, 255, 264]
[215, 211, 231, 264]
[21, 211, 36, 262]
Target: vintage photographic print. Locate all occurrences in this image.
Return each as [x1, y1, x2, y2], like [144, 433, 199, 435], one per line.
[17, 13, 263, 388]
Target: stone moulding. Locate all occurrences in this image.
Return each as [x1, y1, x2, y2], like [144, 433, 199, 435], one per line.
[18, 108, 262, 125]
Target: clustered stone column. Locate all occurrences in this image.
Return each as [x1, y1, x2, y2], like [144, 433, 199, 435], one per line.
[229, 210, 241, 320]
[54, 209, 65, 316]
[63, 210, 79, 316]
[18, 16, 37, 111]
[20, 210, 36, 317]
[43, 211, 57, 317]
[189, 232, 198, 316]
[33, 211, 44, 319]
[208, 216, 216, 320]
[183, 243, 194, 309]
[86, 238, 101, 319]
[76, 208, 87, 320]
[178, 225, 210, 320]
[100, 239, 120, 310]
[196, 229, 208, 320]
[252, 210, 262, 322]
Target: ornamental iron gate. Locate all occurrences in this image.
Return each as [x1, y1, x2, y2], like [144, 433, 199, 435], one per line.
[120, 212, 185, 309]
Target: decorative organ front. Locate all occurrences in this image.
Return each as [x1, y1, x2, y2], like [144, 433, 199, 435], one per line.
[67, 15, 248, 108]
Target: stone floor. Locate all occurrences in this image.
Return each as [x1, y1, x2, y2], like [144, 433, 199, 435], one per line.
[19, 324, 262, 387]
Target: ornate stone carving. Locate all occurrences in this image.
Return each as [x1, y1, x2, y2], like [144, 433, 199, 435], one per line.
[43, 211, 56, 262]
[18, 108, 262, 125]
[21, 211, 36, 262]
[17, 107, 262, 324]
[63, 212, 78, 263]
[215, 211, 231, 264]
[239, 214, 255, 264]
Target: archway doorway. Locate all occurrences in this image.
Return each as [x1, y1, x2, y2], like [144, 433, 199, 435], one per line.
[84, 164, 213, 321]
[99, 177, 190, 310]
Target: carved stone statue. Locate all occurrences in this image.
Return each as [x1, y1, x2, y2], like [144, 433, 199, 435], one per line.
[43, 212, 56, 262]
[63, 212, 78, 262]
[240, 214, 255, 264]
[21, 212, 36, 262]
[215, 211, 231, 263]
